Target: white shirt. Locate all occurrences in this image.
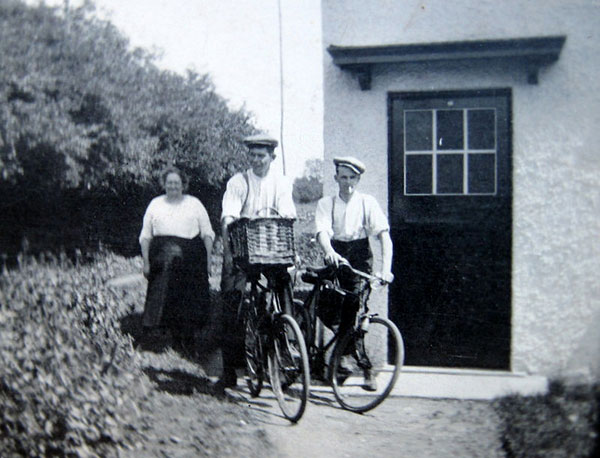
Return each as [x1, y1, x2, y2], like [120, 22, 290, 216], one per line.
[221, 168, 296, 220]
[315, 191, 390, 241]
[139, 195, 215, 244]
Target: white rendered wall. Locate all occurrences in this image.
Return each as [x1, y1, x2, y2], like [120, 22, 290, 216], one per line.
[322, 0, 600, 380]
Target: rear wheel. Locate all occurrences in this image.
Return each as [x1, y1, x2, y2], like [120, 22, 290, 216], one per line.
[268, 313, 310, 423]
[244, 292, 264, 397]
[330, 316, 404, 413]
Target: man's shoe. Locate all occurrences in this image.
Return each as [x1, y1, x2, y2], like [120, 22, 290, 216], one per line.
[362, 370, 377, 392]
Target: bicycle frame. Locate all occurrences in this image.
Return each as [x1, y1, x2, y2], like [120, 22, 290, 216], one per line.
[298, 264, 378, 379]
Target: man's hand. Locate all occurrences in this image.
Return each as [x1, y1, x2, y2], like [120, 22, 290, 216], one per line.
[376, 271, 395, 284]
[324, 250, 347, 267]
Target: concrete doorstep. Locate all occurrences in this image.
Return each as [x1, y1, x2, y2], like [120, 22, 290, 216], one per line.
[390, 366, 548, 400]
[306, 366, 547, 400]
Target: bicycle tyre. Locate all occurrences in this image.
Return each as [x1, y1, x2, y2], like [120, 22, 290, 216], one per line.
[244, 293, 264, 397]
[292, 299, 312, 350]
[330, 316, 404, 413]
[267, 313, 310, 423]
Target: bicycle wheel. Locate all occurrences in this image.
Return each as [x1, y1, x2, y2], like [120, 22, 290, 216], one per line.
[292, 299, 312, 348]
[244, 294, 264, 397]
[330, 316, 404, 413]
[267, 313, 310, 423]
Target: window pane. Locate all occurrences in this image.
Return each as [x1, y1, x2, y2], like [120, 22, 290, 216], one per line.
[468, 153, 496, 194]
[405, 110, 433, 151]
[406, 155, 432, 194]
[468, 109, 495, 150]
[437, 154, 463, 194]
[436, 110, 464, 150]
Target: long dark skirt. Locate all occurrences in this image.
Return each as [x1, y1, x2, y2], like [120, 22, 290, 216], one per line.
[143, 235, 209, 344]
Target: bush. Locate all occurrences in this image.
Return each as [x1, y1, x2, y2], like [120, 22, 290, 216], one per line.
[292, 202, 323, 270]
[0, 252, 148, 456]
[493, 380, 600, 458]
[293, 176, 323, 203]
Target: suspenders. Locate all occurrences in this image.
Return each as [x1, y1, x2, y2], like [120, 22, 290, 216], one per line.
[241, 171, 277, 217]
[331, 194, 368, 239]
[241, 172, 250, 215]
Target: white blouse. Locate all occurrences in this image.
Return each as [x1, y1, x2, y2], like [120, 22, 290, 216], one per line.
[139, 195, 215, 244]
[315, 191, 390, 241]
[221, 168, 296, 220]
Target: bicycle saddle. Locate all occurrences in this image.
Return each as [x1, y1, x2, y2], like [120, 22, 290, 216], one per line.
[301, 265, 335, 284]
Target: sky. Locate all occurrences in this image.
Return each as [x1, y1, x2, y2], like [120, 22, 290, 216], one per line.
[32, 0, 324, 177]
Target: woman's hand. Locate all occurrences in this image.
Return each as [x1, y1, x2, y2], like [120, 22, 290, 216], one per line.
[222, 251, 233, 274]
[143, 260, 151, 279]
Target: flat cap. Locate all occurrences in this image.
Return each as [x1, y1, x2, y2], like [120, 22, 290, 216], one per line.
[333, 156, 366, 175]
[243, 134, 278, 148]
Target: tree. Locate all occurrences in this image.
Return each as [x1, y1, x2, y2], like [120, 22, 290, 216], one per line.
[293, 158, 323, 203]
[0, 0, 257, 257]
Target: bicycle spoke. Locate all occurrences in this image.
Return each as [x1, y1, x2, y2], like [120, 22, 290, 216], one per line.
[330, 316, 404, 413]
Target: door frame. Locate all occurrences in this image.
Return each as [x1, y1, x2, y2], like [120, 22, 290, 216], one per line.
[386, 88, 513, 369]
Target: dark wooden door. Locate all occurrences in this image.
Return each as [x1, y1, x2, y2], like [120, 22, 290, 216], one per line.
[388, 89, 512, 369]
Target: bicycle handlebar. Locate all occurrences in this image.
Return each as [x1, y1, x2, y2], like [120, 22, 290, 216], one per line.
[337, 260, 390, 286]
[303, 261, 389, 287]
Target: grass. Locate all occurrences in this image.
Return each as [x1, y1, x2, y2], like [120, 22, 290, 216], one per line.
[493, 380, 600, 457]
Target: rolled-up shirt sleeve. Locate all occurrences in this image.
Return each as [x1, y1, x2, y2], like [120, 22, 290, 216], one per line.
[314, 196, 334, 238]
[221, 174, 246, 221]
[365, 195, 390, 237]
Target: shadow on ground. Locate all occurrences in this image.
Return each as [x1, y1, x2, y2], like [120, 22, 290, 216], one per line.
[143, 367, 214, 396]
[118, 295, 225, 377]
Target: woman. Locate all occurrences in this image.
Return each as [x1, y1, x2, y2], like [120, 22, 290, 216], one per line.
[139, 167, 215, 355]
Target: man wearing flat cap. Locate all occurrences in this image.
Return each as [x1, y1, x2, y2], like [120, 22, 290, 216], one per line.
[314, 156, 394, 391]
[217, 133, 296, 390]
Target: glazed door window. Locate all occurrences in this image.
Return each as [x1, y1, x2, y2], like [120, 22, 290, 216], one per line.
[404, 108, 497, 195]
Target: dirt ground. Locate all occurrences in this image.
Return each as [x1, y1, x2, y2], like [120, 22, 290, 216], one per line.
[110, 275, 506, 458]
[125, 345, 505, 458]
[229, 385, 505, 458]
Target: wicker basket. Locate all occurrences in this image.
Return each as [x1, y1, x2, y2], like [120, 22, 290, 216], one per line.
[229, 217, 296, 268]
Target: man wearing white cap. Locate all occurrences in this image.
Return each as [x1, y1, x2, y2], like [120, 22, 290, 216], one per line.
[314, 156, 394, 391]
[217, 133, 296, 390]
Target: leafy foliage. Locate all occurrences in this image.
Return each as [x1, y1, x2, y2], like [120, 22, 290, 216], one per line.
[0, 251, 148, 456]
[293, 159, 323, 203]
[293, 202, 323, 270]
[493, 381, 600, 458]
[0, 0, 257, 257]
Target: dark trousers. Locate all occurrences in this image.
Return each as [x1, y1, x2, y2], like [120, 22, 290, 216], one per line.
[331, 238, 373, 369]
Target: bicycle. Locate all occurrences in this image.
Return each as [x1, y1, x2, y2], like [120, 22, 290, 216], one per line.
[293, 262, 404, 413]
[229, 216, 310, 423]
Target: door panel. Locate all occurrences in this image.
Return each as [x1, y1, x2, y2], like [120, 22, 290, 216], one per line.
[388, 89, 512, 369]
